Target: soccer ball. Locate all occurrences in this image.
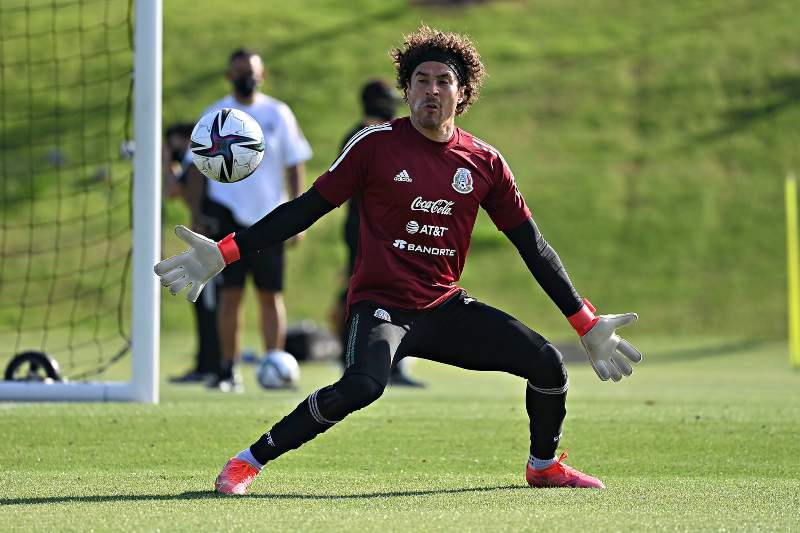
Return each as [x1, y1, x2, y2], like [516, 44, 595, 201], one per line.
[257, 350, 300, 389]
[189, 108, 264, 183]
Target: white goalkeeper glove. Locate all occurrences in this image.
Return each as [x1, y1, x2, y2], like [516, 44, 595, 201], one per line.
[153, 225, 240, 302]
[567, 299, 643, 382]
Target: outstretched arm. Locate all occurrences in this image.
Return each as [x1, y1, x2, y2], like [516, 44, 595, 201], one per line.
[233, 186, 333, 256]
[503, 217, 583, 316]
[154, 187, 334, 302]
[504, 217, 643, 382]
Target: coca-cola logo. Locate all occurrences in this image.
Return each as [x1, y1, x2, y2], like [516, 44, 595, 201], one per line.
[410, 196, 454, 215]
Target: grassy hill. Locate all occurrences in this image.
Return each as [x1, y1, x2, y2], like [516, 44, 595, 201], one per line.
[3, 0, 800, 365]
[161, 0, 800, 341]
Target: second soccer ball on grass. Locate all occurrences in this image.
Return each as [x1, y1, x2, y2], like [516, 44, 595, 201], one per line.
[189, 108, 264, 183]
[257, 351, 300, 390]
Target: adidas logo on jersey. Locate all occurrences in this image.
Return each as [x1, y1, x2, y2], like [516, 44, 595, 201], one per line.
[394, 170, 412, 182]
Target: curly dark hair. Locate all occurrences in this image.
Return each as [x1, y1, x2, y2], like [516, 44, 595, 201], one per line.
[390, 25, 485, 116]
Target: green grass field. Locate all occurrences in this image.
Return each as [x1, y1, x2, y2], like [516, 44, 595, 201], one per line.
[3, 1, 800, 530]
[2, 337, 798, 531]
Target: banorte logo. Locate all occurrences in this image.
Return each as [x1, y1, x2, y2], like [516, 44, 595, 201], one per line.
[410, 196, 454, 215]
[392, 238, 455, 257]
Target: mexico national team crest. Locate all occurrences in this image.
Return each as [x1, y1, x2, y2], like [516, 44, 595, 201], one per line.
[452, 168, 473, 194]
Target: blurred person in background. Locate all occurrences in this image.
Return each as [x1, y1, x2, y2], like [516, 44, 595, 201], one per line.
[162, 123, 192, 200]
[182, 48, 312, 392]
[331, 79, 425, 387]
[162, 122, 223, 384]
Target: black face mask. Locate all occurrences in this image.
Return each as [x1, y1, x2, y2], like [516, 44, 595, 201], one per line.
[170, 148, 184, 162]
[232, 76, 257, 97]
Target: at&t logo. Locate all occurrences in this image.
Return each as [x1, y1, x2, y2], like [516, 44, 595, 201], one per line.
[406, 220, 448, 237]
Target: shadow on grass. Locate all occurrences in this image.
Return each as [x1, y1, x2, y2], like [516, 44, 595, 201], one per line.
[0, 484, 527, 505]
[646, 339, 766, 364]
[693, 74, 800, 143]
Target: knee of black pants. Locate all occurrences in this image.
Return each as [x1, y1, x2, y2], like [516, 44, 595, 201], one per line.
[529, 342, 568, 391]
[316, 372, 385, 422]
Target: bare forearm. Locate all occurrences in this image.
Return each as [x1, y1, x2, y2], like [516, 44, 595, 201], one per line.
[183, 165, 206, 224]
[286, 163, 304, 200]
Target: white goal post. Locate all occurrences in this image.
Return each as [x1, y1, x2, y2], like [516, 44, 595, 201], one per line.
[0, 0, 161, 403]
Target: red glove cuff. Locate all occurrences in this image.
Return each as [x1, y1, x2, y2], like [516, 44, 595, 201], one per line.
[217, 233, 240, 265]
[567, 298, 599, 336]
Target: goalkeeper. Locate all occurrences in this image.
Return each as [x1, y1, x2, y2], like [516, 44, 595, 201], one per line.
[155, 25, 643, 494]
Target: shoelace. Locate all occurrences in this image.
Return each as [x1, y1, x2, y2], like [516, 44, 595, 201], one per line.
[529, 450, 569, 475]
[552, 451, 586, 479]
[541, 451, 573, 475]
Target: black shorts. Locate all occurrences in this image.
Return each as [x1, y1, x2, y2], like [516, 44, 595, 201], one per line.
[342, 291, 551, 387]
[202, 198, 285, 292]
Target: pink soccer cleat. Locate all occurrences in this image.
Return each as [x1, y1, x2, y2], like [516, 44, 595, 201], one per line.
[525, 451, 605, 489]
[214, 457, 260, 495]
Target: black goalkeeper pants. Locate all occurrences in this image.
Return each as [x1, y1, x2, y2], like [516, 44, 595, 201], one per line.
[250, 291, 568, 464]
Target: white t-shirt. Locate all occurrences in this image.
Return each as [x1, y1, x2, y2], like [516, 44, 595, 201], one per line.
[199, 93, 312, 226]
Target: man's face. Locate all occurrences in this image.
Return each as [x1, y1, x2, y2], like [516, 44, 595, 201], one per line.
[406, 61, 465, 129]
[226, 55, 265, 97]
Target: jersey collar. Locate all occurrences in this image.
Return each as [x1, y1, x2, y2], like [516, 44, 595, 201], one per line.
[404, 117, 460, 152]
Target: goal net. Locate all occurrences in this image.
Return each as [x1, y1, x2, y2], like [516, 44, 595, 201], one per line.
[0, 0, 160, 402]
